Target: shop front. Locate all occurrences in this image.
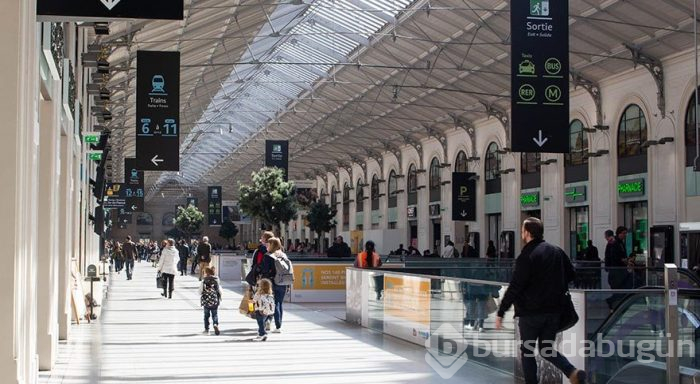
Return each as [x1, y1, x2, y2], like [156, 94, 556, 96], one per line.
[565, 184, 589, 260]
[617, 176, 649, 259]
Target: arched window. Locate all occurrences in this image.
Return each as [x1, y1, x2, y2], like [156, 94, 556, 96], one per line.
[331, 186, 337, 206]
[485, 142, 501, 194]
[521, 152, 541, 189]
[521, 152, 541, 174]
[429, 157, 441, 202]
[343, 182, 350, 202]
[685, 91, 698, 167]
[162, 213, 176, 226]
[566, 120, 589, 167]
[455, 151, 469, 172]
[356, 178, 364, 212]
[407, 164, 418, 206]
[485, 143, 500, 181]
[342, 182, 350, 230]
[388, 170, 398, 209]
[618, 104, 648, 175]
[320, 188, 326, 204]
[371, 175, 380, 211]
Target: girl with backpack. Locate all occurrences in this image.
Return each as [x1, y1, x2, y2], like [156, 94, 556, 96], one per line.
[199, 267, 222, 335]
[252, 278, 275, 341]
[266, 237, 293, 333]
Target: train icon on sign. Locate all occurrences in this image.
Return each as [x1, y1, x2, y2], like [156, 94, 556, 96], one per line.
[150, 75, 167, 95]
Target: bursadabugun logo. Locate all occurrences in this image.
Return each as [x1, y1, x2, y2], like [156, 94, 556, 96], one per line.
[425, 324, 468, 379]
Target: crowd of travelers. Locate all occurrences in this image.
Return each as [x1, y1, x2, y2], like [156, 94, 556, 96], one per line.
[104, 220, 653, 383]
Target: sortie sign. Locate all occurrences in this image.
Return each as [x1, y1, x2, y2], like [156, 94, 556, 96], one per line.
[265, 140, 289, 181]
[37, 0, 184, 22]
[511, 0, 569, 153]
[135, 51, 180, 171]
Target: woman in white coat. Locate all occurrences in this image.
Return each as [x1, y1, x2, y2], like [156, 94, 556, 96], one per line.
[157, 239, 180, 299]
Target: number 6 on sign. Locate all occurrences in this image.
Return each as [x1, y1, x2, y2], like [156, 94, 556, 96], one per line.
[140, 118, 151, 135]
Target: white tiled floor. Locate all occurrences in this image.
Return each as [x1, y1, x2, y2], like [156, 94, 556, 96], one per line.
[40, 262, 514, 383]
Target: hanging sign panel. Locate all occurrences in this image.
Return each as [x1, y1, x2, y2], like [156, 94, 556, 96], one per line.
[265, 140, 289, 180]
[452, 173, 477, 221]
[37, 0, 184, 22]
[135, 51, 180, 171]
[122, 158, 144, 212]
[103, 183, 145, 212]
[208, 186, 223, 226]
[511, 0, 569, 153]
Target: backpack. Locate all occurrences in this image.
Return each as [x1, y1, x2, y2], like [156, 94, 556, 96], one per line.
[201, 277, 220, 308]
[256, 294, 275, 316]
[273, 255, 294, 286]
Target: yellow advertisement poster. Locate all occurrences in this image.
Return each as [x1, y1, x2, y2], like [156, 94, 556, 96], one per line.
[293, 264, 348, 290]
[350, 230, 363, 254]
[384, 274, 431, 326]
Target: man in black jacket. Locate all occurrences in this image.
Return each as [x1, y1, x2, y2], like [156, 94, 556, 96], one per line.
[122, 236, 138, 280]
[327, 236, 351, 258]
[197, 236, 212, 281]
[496, 218, 586, 384]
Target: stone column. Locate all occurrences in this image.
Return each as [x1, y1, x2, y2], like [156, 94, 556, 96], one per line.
[0, 0, 40, 381]
[542, 155, 566, 247]
[37, 87, 62, 370]
[57, 120, 76, 340]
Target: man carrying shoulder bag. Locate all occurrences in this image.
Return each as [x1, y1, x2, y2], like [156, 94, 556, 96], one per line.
[495, 217, 586, 384]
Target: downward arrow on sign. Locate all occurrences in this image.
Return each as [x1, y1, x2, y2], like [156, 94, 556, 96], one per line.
[100, 0, 121, 10]
[533, 130, 548, 147]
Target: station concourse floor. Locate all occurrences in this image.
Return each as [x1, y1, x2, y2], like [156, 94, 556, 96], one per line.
[40, 262, 513, 384]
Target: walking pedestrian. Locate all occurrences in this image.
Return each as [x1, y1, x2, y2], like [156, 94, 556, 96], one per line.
[199, 267, 222, 335]
[495, 217, 586, 384]
[253, 278, 275, 342]
[157, 239, 179, 299]
[197, 236, 212, 281]
[122, 236, 137, 280]
[267, 237, 293, 333]
[177, 239, 190, 276]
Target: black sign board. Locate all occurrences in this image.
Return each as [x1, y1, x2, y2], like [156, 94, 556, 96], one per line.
[123, 158, 145, 212]
[265, 140, 289, 180]
[407, 206, 417, 220]
[452, 173, 477, 221]
[208, 186, 222, 226]
[87, 264, 97, 278]
[135, 51, 180, 171]
[118, 210, 132, 224]
[511, 0, 569, 153]
[37, 0, 183, 22]
[103, 183, 144, 212]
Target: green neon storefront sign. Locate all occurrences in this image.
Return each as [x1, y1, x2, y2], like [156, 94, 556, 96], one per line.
[520, 192, 540, 207]
[618, 179, 645, 197]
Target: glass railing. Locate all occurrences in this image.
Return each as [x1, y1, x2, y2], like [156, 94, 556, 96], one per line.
[586, 289, 700, 383]
[362, 269, 516, 375]
[349, 267, 700, 383]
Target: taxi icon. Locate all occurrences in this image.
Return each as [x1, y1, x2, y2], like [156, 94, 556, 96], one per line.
[519, 60, 536, 75]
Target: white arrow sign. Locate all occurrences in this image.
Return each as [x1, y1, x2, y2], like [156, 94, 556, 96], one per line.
[131, 205, 138, 211]
[151, 155, 164, 167]
[533, 130, 548, 147]
[461, 210, 468, 217]
[100, 0, 121, 11]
